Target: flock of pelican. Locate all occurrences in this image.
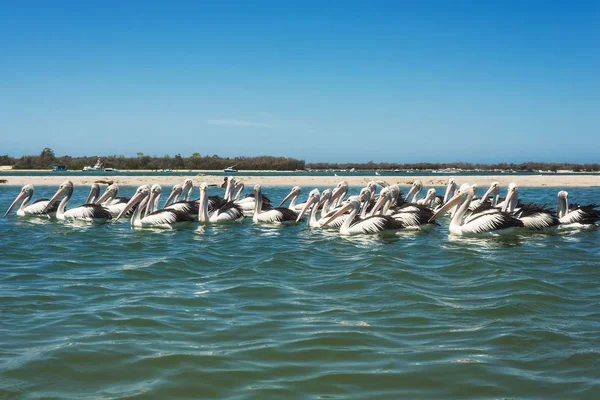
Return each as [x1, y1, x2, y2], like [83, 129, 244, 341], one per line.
[4, 178, 600, 236]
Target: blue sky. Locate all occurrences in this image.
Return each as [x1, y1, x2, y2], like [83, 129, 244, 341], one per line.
[1, 1, 598, 163]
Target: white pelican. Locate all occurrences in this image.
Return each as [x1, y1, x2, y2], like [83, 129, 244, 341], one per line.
[556, 191, 600, 229]
[442, 178, 458, 205]
[417, 188, 438, 208]
[370, 187, 436, 230]
[252, 184, 298, 224]
[43, 181, 112, 223]
[278, 186, 306, 211]
[321, 196, 405, 235]
[95, 184, 131, 218]
[144, 184, 163, 215]
[502, 183, 559, 231]
[475, 182, 501, 208]
[332, 181, 349, 208]
[405, 180, 423, 203]
[181, 179, 194, 201]
[115, 185, 194, 229]
[163, 184, 183, 208]
[4, 184, 58, 218]
[198, 182, 244, 224]
[232, 181, 245, 201]
[430, 183, 523, 236]
[296, 188, 356, 229]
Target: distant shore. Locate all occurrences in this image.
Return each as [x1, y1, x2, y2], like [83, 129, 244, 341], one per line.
[1, 174, 599, 188]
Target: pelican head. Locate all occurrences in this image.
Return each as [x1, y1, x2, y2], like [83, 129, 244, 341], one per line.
[502, 183, 519, 212]
[371, 187, 391, 215]
[43, 181, 74, 213]
[163, 184, 183, 207]
[405, 180, 423, 202]
[143, 184, 162, 215]
[296, 188, 320, 222]
[115, 185, 150, 221]
[4, 184, 34, 217]
[322, 196, 361, 227]
[430, 183, 474, 222]
[278, 185, 302, 207]
[95, 184, 119, 205]
[182, 179, 194, 200]
[557, 190, 569, 218]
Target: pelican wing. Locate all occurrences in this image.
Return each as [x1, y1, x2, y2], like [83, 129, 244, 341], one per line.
[353, 216, 404, 234]
[27, 199, 57, 215]
[143, 210, 194, 225]
[463, 211, 523, 234]
[561, 204, 600, 225]
[65, 205, 112, 220]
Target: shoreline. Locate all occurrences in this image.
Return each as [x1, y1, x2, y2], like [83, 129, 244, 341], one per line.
[1, 174, 599, 188]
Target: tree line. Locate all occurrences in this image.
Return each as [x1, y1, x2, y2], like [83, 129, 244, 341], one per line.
[1, 148, 599, 172]
[0, 148, 306, 171]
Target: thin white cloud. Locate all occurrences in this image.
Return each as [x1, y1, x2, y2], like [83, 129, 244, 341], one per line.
[207, 119, 273, 128]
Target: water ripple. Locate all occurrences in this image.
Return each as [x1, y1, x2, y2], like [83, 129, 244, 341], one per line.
[1, 185, 599, 398]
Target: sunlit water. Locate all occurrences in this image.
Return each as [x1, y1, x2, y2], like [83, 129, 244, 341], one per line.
[1, 185, 599, 399]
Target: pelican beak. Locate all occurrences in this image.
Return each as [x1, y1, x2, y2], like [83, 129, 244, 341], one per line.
[95, 189, 112, 205]
[43, 186, 68, 213]
[405, 185, 417, 202]
[429, 193, 462, 222]
[330, 186, 344, 204]
[145, 190, 158, 216]
[278, 188, 298, 208]
[4, 190, 27, 217]
[370, 194, 387, 216]
[296, 195, 318, 223]
[480, 185, 496, 204]
[115, 191, 145, 221]
[163, 190, 178, 208]
[321, 201, 352, 227]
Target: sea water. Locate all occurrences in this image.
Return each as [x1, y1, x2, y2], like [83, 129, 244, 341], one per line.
[1, 185, 599, 399]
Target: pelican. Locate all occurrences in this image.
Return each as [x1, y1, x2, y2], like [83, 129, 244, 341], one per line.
[163, 184, 183, 208]
[181, 179, 194, 201]
[556, 191, 600, 229]
[416, 188, 438, 208]
[430, 183, 523, 236]
[278, 186, 305, 211]
[198, 182, 244, 224]
[502, 183, 559, 231]
[296, 188, 359, 229]
[115, 185, 194, 229]
[370, 187, 436, 230]
[332, 181, 349, 207]
[321, 196, 405, 235]
[235, 184, 273, 216]
[94, 184, 131, 218]
[43, 181, 112, 223]
[252, 184, 298, 224]
[476, 182, 501, 208]
[144, 184, 163, 215]
[4, 184, 58, 218]
[405, 180, 423, 203]
[232, 181, 245, 201]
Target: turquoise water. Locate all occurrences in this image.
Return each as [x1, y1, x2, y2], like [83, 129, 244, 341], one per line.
[1, 185, 599, 399]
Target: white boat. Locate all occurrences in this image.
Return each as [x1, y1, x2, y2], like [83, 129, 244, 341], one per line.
[83, 158, 103, 171]
[223, 165, 238, 173]
[103, 167, 119, 172]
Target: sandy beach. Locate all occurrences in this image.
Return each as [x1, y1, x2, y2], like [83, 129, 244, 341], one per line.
[1, 173, 599, 188]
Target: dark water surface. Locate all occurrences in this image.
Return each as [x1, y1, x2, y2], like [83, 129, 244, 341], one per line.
[1, 185, 599, 399]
